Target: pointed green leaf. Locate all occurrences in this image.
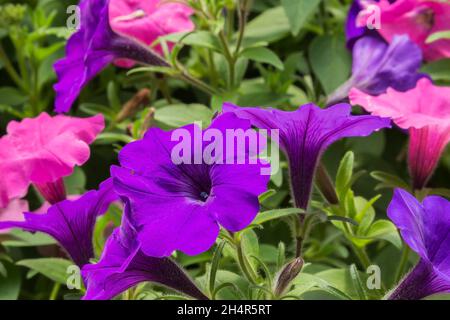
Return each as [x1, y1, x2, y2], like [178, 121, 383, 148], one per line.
[241, 47, 284, 70]
[281, 0, 322, 36]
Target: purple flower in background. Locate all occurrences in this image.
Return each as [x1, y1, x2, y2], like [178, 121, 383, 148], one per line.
[387, 189, 450, 300]
[346, 0, 391, 48]
[82, 202, 208, 300]
[112, 113, 270, 257]
[327, 35, 425, 105]
[53, 0, 168, 113]
[0, 179, 118, 266]
[223, 103, 391, 210]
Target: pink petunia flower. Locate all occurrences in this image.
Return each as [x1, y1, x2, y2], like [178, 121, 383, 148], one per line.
[0, 199, 28, 234]
[350, 78, 450, 190]
[0, 113, 104, 207]
[109, 0, 195, 67]
[356, 0, 450, 61]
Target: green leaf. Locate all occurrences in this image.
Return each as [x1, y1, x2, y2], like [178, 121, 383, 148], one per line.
[370, 171, 410, 191]
[349, 264, 368, 300]
[244, 7, 290, 45]
[281, 0, 322, 36]
[127, 66, 178, 76]
[208, 241, 226, 296]
[64, 167, 86, 195]
[0, 87, 27, 106]
[79, 103, 116, 119]
[0, 262, 21, 300]
[421, 59, 450, 82]
[241, 47, 284, 70]
[198, 270, 247, 300]
[252, 208, 303, 225]
[311, 268, 368, 299]
[291, 271, 354, 300]
[354, 196, 379, 232]
[95, 133, 134, 145]
[335, 151, 354, 201]
[426, 188, 450, 199]
[17, 258, 74, 285]
[426, 30, 450, 44]
[346, 131, 385, 157]
[366, 220, 402, 249]
[107, 81, 122, 112]
[327, 215, 358, 226]
[309, 35, 351, 94]
[241, 230, 260, 271]
[258, 189, 276, 203]
[162, 31, 221, 51]
[2, 229, 55, 247]
[155, 104, 213, 128]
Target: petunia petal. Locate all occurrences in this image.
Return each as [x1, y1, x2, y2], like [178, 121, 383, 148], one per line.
[109, 0, 194, 56]
[82, 203, 208, 300]
[224, 102, 391, 209]
[53, 0, 168, 113]
[0, 179, 118, 266]
[328, 34, 424, 105]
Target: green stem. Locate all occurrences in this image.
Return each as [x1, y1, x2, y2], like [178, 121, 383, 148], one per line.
[0, 44, 26, 91]
[294, 215, 304, 258]
[49, 282, 61, 300]
[234, 0, 249, 57]
[177, 69, 219, 96]
[352, 245, 371, 270]
[218, 31, 235, 89]
[394, 244, 411, 283]
[159, 76, 173, 104]
[207, 50, 219, 87]
[235, 237, 259, 285]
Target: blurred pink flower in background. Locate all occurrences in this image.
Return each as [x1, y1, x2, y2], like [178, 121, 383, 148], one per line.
[356, 0, 450, 61]
[350, 78, 450, 189]
[0, 113, 104, 207]
[109, 0, 195, 67]
[0, 199, 28, 233]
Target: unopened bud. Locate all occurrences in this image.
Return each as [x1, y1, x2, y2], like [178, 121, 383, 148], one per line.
[273, 257, 303, 297]
[140, 107, 156, 137]
[116, 88, 150, 123]
[315, 162, 338, 205]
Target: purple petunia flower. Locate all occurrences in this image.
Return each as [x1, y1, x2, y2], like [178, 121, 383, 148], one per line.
[346, 0, 391, 49]
[111, 113, 270, 258]
[223, 103, 391, 210]
[0, 179, 118, 267]
[82, 201, 208, 300]
[387, 189, 450, 300]
[53, 0, 168, 113]
[327, 34, 425, 105]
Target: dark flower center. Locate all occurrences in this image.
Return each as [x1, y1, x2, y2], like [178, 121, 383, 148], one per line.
[158, 164, 213, 203]
[199, 191, 209, 202]
[416, 8, 435, 30]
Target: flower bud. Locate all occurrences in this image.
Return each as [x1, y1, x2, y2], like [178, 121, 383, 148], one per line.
[273, 257, 304, 297]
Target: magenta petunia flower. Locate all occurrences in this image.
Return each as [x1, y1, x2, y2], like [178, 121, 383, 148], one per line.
[0, 112, 104, 207]
[328, 34, 425, 105]
[82, 202, 208, 300]
[387, 189, 450, 300]
[223, 103, 391, 210]
[0, 179, 118, 267]
[53, 0, 169, 113]
[111, 113, 270, 257]
[355, 0, 450, 61]
[350, 78, 450, 189]
[109, 0, 194, 67]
